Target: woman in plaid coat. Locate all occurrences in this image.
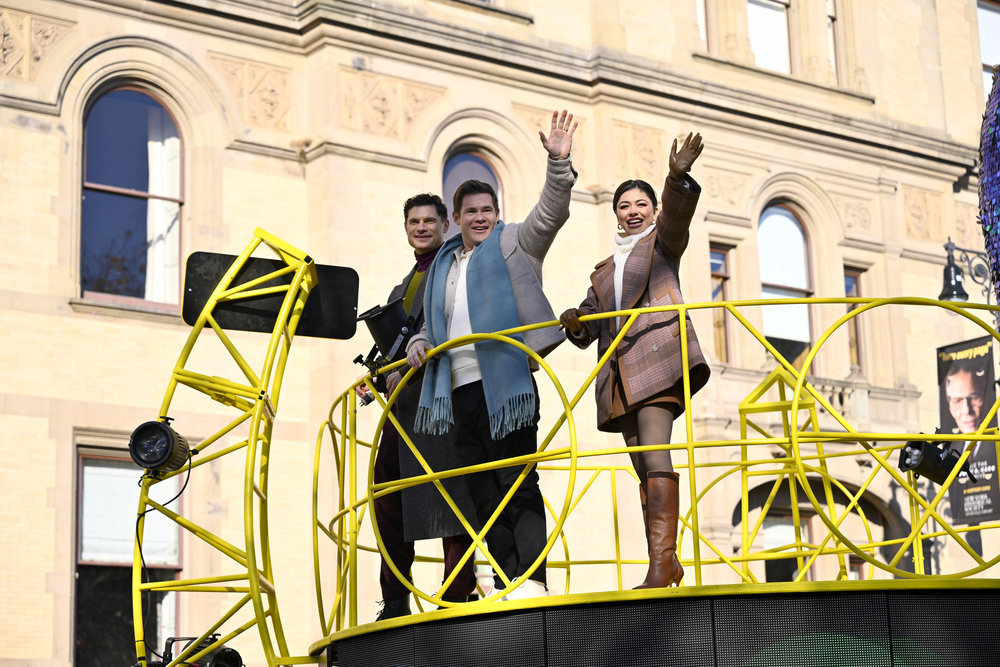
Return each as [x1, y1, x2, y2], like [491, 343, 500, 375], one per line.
[559, 132, 710, 588]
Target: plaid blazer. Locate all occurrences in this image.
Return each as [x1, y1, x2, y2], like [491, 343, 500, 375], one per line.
[569, 174, 710, 431]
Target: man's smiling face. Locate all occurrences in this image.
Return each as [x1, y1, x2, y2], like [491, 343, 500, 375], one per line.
[454, 193, 498, 251]
[404, 205, 448, 253]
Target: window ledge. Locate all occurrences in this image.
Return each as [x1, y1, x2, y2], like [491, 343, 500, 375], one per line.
[692, 52, 876, 104]
[70, 296, 183, 325]
[432, 0, 534, 25]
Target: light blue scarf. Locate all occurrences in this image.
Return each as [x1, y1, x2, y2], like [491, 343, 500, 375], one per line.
[414, 221, 535, 439]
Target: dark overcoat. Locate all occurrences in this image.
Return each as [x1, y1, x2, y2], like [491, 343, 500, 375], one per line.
[383, 265, 479, 541]
[568, 174, 711, 432]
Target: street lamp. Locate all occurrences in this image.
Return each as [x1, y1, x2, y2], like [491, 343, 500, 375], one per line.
[939, 236, 998, 330]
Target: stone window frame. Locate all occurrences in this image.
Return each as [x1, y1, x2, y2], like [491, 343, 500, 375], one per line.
[79, 85, 185, 311]
[699, 0, 858, 92]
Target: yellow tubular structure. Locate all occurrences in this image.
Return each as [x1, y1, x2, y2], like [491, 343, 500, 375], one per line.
[311, 296, 1000, 647]
[132, 229, 320, 667]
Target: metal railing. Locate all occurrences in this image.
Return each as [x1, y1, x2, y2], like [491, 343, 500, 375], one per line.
[312, 297, 1000, 640]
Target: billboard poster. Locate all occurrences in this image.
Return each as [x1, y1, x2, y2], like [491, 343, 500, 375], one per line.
[937, 336, 1000, 524]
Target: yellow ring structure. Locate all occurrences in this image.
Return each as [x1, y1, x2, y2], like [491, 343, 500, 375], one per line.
[313, 295, 1000, 644]
[788, 296, 1000, 578]
[132, 228, 320, 667]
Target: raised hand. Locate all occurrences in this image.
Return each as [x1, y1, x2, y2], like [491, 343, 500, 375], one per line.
[668, 132, 704, 179]
[539, 109, 578, 160]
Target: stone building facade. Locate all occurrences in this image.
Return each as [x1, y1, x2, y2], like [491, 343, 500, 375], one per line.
[0, 0, 996, 664]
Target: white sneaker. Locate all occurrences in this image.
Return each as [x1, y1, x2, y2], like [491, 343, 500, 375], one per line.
[479, 582, 505, 599]
[501, 578, 549, 600]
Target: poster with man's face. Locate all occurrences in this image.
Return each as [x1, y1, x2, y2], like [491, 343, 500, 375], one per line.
[937, 336, 1000, 524]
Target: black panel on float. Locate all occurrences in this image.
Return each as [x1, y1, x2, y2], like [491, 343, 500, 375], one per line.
[328, 588, 1000, 666]
[182, 251, 359, 340]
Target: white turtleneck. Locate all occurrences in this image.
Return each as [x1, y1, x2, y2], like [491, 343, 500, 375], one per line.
[613, 224, 656, 327]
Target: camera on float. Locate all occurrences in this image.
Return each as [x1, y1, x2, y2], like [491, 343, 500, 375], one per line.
[354, 298, 414, 405]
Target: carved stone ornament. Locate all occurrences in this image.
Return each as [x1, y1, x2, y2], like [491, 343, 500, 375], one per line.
[211, 54, 291, 131]
[954, 202, 979, 248]
[612, 121, 665, 185]
[338, 67, 444, 140]
[0, 8, 71, 82]
[703, 169, 751, 208]
[832, 195, 873, 232]
[902, 185, 943, 242]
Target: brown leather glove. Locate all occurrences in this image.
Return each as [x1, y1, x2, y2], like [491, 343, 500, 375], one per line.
[560, 308, 586, 338]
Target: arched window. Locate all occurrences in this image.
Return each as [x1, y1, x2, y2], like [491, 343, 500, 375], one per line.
[758, 204, 812, 369]
[442, 151, 502, 227]
[82, 88, 182, 304]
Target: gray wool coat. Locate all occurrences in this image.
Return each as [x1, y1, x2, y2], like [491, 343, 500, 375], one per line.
[567, 173, 711, 432]
[407, 155, 578, 362]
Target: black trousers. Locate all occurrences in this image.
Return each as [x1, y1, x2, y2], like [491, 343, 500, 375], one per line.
[451, 380, 547, 587]
[373, 404, 476, 601]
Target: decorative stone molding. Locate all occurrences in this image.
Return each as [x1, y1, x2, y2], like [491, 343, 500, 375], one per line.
[902, 185, 943, 242]
[703, 167, 751, 208]
[704, 209, 753, 230]
[612, 121, 665, 185]
[338, 67, 444, 140]
[832, 195, 873, 232]
[0, 8, 71, 82]
[211, 54, 291, 131]
[954, 202, 980, 249]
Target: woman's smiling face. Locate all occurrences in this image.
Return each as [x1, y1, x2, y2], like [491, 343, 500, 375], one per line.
[615, 187, 657, 236]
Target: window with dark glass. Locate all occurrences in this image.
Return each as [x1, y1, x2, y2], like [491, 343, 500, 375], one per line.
[75, 455, 180, 667]
[82, 88, 182, 304]
[442, 151, 502, 227]
[757, 205, 812, 370]
[844, 267, 863, 371]
[710, 244, 732, 364]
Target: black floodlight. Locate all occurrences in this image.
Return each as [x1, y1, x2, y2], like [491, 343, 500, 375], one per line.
[898, 438, 976, 485]
[129, 420, 189, 473]
[208, 647, 243, 667]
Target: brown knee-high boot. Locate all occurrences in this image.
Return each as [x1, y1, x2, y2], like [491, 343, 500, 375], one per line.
[638, 483, 650, 550]
[634, 471, 683, 588]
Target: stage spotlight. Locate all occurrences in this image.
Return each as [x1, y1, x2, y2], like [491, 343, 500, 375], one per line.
[129, 420, 189, 473]
[898, 439, 976, 485]
[208, 647, 243, 667]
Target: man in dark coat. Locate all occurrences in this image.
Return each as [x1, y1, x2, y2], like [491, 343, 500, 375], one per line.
[406, 110, 579, 600]
[367, 193, 476, 620]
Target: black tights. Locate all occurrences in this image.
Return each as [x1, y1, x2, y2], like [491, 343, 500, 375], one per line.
[620, 404, 677, 481]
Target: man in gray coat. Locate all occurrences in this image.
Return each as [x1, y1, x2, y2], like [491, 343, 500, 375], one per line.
[406, 110, 578, 600]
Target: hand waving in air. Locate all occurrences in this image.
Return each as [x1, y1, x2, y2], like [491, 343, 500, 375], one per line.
[668, 132, 704, 180]
[539, 109, 578, 160]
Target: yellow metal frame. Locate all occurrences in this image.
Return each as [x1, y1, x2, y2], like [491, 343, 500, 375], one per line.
[313, 296, 1000, 644]
[128, 226, 1000, 663]
[131, 229, 321, 667]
